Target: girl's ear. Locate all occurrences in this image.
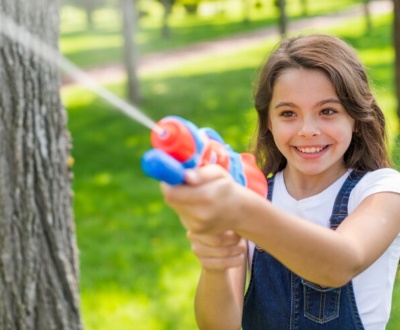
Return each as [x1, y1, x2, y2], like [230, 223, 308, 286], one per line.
[267, 116, 272, 132]
[353, 122, 358, 133]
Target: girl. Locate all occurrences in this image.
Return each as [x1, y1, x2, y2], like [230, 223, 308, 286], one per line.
[160, 34, 400, 329]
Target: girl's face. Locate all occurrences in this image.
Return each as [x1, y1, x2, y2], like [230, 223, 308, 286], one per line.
[268, 68, 355, 178]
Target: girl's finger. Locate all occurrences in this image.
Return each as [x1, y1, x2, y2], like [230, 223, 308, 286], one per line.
[199, 254, 246, 271]
[191, 240, 246, 258]
[184, 164, 230, 186]
[187, 230, 243, 247]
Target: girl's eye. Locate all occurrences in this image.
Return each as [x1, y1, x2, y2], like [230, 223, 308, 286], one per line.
[321, 108, 337, 116]
[280, 110, 296, 117]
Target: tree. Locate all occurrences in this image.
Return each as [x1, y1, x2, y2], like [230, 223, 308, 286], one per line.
[275, 0, 287, 36]
[242, 0, 251, 24]
[120, 0, 142, 103]
[180, 0, 200, 14]
[160, 0, 174, 38]
[363, 0, 372, 34]
[300, 0, 307, 16]
[394, 0, 400, 126]
[0, 0, 83, 329]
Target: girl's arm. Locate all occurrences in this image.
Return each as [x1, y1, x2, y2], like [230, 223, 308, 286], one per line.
[161, 165, 400, 288]
[185, 231, 247, 330]
[235, 189, 400, 287]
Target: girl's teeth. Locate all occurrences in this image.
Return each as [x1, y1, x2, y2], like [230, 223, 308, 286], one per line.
[297, 147, 323, 153]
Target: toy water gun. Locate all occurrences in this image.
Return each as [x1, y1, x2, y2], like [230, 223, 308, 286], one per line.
[141, 116, 267, 197]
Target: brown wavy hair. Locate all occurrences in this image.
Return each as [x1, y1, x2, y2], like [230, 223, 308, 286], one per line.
[252, 34, 392, 176]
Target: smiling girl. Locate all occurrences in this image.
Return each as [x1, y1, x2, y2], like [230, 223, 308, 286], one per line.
[160, 34, 400, 329]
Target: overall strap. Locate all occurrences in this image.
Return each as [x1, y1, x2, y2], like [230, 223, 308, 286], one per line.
[267, 176, 275, 202]
[330, 170, 367, 230]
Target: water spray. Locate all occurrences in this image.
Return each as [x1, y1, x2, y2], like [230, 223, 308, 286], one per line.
[0, 11, 267, 192]
[0, 11, 163, 135]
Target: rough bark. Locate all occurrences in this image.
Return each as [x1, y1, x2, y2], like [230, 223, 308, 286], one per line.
[0, 0, 83, 329]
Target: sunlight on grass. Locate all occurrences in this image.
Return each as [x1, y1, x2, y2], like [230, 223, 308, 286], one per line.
[61, 5, 121, 33]
[62, 86, 97, 108]
[82, 290, 168, 330]
[61, 35, 122, 54]
[81, 251, 199, 330]
[359, 46, 393, 65]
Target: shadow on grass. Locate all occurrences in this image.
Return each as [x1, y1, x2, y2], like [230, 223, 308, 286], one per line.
[65, 47, 123, 71]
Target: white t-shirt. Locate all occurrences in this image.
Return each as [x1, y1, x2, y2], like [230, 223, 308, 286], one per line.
[249, 168, 400, 329]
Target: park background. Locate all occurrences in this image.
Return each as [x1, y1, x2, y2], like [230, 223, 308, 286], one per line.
[59, 0, 400, 329]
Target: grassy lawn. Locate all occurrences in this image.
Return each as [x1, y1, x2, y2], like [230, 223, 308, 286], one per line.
[61, 5, 400, 330]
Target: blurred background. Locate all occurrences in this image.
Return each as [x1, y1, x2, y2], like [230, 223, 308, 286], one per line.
[59, 0, 400, 329]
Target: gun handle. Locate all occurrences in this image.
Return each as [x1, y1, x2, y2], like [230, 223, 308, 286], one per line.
[141, 149, 186, 185]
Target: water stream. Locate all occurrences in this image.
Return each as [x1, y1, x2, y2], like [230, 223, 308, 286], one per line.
[0, 11, 163, 134]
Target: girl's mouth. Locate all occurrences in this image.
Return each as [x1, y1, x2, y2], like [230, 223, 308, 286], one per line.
[295, 145, 329, 154]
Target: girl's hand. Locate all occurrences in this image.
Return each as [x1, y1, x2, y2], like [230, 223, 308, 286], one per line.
[187, 230, 247, 272]
[160, 164, 244, 234]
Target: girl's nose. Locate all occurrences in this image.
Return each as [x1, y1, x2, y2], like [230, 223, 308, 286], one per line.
[298, 118, 320, 137]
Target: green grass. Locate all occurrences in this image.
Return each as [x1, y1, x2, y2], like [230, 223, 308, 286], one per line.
[61, 6, 400, 330]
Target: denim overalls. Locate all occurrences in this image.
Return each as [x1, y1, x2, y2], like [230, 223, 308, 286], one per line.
[242, 170, 366, 330]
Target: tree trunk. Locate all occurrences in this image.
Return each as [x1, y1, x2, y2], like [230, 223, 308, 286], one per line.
[0, 0, 83, 329]
[161, 0, 173, 38]
[394, 0, 400, 127]
[85, 7, 94, 30]
[120, 0, 142, 104]
[300, 0, 307, 16]
[242, 0, 250, 24]
[275, 0, 287, 37]
[363, 0, 372, 34]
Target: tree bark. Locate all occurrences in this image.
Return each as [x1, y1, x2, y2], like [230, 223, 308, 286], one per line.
[394, 0, 400, 126]
[0, 0, 83, 329]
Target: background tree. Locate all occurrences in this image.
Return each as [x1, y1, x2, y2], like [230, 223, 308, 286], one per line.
[120, 0, 142, 103]
[159, 0, 174, 37]
[275, 0, 287, 36]
[363, 0, 372, 34]
[242, 0, 251, 24]
[180, 0, 201, 14]
[300, 0, 307, 16]
[0, 0, 83, 329]
[394, 0, 400, 126]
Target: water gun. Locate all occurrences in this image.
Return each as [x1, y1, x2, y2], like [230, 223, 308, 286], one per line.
[141, 116, 267, 197]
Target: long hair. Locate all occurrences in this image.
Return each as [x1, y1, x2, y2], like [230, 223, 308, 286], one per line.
[253, 34, 391, 175]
